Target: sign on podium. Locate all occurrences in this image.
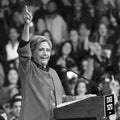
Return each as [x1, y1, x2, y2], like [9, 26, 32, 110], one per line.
[54, 95, 115, 120]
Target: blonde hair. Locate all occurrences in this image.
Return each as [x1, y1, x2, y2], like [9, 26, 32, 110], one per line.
[30, 35, 52, 52]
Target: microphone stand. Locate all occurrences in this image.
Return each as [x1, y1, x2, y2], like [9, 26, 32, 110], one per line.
[66, 69, 103, 96]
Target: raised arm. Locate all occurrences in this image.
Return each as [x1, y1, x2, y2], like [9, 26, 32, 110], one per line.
[17, 5, 33, 73]
[22, 5, 33, 41]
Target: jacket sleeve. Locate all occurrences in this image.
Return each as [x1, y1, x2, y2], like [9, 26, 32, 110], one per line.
[17, 38, 32, 79]
[17, 38, 31, 59]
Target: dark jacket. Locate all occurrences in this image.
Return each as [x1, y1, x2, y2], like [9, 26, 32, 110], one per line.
[17, 41, 65, 120]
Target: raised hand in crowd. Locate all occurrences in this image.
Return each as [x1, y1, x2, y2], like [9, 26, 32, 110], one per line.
[22, 5, 33, 42]
[23, 5, 33, 25]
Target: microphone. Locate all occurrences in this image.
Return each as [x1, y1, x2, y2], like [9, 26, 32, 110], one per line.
[61, 67, 103, 96]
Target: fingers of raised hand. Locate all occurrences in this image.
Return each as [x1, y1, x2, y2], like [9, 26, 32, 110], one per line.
[25, 5, 29, 13]
[24, 5, 33, 24]
[24, 12, 32, 21]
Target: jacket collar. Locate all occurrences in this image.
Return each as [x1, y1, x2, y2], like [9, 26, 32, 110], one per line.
[32, 58, 49, 72]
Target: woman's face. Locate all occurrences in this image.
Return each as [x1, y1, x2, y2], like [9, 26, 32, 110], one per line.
[43, 32, 51, 41]
[36, 19, 46, 34]
[70, 30, 79, 43]
[62, 42, 72, 56]
[99, 24, 107, 36]
[33, 41, 51, 67]
[77, 82, 87, 95]
[79, 24, 87, 36]
[8, 69, 19, 85]
[9, 28, 19, 41]
[47, 1, 57, 14]
[81, 60, 88, 71]
[12, 101, 21, 117]
[100, 16, 109, 26]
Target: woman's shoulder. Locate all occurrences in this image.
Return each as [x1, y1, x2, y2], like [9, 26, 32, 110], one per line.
[49, 67, 60, 77]
[49, 67, 56, 73]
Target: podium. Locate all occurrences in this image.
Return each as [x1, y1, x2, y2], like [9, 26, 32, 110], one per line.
[54, 95, 115, 120]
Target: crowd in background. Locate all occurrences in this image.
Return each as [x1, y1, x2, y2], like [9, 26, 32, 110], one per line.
[1, 0, 120, 120]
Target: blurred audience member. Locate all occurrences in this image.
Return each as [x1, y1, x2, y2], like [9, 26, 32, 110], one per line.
[78, 23, 91, 58]
[9, 10, 24, 33]
[74, 80, 88, 96]
[35, 18, 46, 35]
[0, 69, 9, 105]
[4, 68, 21, 101]
[45, 0, 68, 48]
[57, 0, 73, 27]
[5, 27, 19, 62]
[116, 101, 120, 120]
[0, 105, 7, 120]
[69, 28, 80, 63]
[69, 77, 78, 95]
[55, 41, 76, 95]
[56, 41, 75, 71]
[9, 94, 22, 120]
